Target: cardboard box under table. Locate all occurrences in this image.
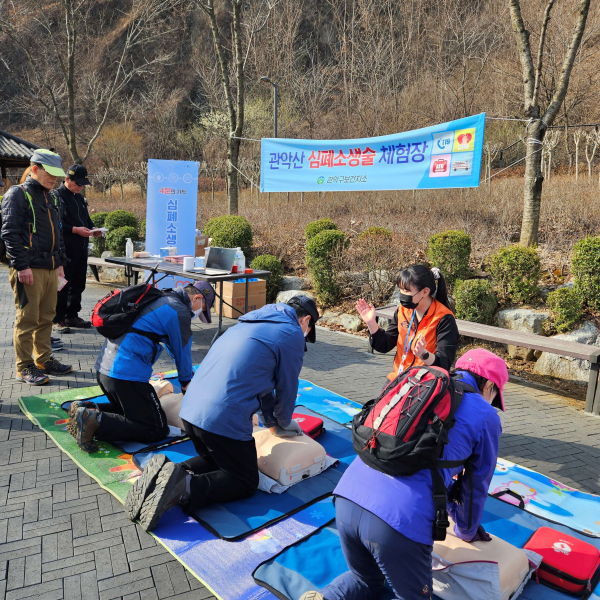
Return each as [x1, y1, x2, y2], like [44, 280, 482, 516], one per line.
[215, 279, 266, 318]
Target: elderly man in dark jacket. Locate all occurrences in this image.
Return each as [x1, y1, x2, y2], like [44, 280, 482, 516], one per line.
[52, 164, 102, 332]
[1, 149, 73, 385]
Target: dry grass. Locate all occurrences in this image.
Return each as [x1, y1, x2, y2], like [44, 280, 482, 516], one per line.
[87, 175, 600, 278]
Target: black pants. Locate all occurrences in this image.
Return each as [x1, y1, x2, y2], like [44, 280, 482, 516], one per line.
[181, 420, 259, 513]
[95, 372, 170, 443]
[55, 245, 88, 322]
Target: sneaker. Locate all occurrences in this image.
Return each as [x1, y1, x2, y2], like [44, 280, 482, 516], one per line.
[125, 454, 170, 522]
[36, 357, 73, 375]
[139, 462, 190, 532]
[299, 594, 324, 600]
[65, 316, 92, 329]
[51, 341, 64, 351]
[72, 407, 100, 453]
[51, 336, 60, 343]
[16, 365, 49, 386]
[53, 322, 72, 334]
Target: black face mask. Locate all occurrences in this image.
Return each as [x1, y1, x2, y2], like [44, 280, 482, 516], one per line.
[398, 292, 419, 310]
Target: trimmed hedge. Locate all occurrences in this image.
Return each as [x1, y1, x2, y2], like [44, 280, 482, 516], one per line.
[203, 215, 253, 257]
[305, 218, 338, 241]
[90, 212, 109, 228]
[105, 210, 138, 231]
[250, 254, 284, 302]
[572, 236, 600, 311]
[306, 229, 349, 306]
[454, 279, 497, 324]
[358, 226, 392, 240]
[427, 230, 471, 288]
[106, 226, 139, 256]
[488, 245, 540, 304]
[546, 286, 583, 333]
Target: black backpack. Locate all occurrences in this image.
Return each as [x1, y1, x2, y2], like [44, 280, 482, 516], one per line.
[351, 366, 477, 541]
[91, 269, 168, 344]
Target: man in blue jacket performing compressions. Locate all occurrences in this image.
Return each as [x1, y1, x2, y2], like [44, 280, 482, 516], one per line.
[125, 296, 320, 532]
[68, 283, 208, 453]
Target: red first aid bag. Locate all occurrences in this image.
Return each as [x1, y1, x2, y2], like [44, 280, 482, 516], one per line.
[292, 413, 325, 438]
[524, 527, 600, 596]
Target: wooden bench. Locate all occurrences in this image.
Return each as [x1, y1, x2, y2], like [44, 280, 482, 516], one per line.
[87, 256, 146, 286]
[374, 304, 600, 416]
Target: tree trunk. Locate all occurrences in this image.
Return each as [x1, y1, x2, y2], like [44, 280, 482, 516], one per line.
[519, 124, 545, 246]
[227, 138, 240, 214]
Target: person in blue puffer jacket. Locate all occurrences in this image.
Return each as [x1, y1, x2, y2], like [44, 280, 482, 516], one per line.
[68, 283, 207, 453]
[300, 348, 508, 600]
[124, 296, 320, 532]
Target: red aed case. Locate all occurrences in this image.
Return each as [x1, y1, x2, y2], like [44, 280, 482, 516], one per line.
[524, 527, 600, 595]
[292, 413, 325, 438]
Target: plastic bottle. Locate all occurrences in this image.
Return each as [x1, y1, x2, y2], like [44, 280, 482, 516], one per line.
[125, 238, 134, 258]
[237, 248, 246, 272]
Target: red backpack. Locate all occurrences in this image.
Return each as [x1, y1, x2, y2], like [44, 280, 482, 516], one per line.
[352, 366, 476, 540]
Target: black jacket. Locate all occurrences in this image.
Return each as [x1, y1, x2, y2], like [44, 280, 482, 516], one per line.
[54, 184, 94, 251]
[1, 176, 66, 271]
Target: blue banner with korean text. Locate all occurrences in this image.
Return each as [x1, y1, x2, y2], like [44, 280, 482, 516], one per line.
[260, 113, 485, 192]
[146, 159, 199, 288]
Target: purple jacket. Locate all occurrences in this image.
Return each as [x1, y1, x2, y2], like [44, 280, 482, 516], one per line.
[334, 371, 502, 545]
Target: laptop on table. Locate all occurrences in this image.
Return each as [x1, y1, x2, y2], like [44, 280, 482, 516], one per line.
[194, 247, 237, 276]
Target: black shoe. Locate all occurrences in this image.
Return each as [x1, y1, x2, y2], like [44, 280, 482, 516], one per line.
[68, 399, 98, 421]
[125, 454, 170, 522]
[139, 462, 189, 532]
[73, 408, 100, 453]
[53, 322, 72, 334]
[36, 357, 73, 375]
[16, 365, 49, 386]
[51, 341, 64, 352]
[51, 336, 60, 343]
[65, 317, 92, 329]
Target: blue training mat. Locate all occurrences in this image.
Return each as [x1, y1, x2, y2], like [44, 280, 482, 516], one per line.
[132, 406, 356, 541]
[253, 495, 600, 600]
[296, 380, 362, 425]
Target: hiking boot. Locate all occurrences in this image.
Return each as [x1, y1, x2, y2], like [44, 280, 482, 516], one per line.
[299, 594, 324, 600]
[139, 462, 190, 532]
[125, 454, 170, 522]
[68, 400, 99, 421]
[53, 322, 72, 333]
[17, 365, 49, 386]
[36, 357, 73, 375]
[72, 407, 100, 453]
[65, 316, 92, 329]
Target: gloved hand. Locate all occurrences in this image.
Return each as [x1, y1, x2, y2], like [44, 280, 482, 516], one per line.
[469, 524, 492, 543]
[273, 419, 304, 437]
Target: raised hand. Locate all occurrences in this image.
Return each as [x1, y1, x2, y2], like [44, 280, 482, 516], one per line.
[356, 298, 376, 325]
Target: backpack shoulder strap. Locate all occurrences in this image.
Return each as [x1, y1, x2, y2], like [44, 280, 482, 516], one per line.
[18, 185, 36, 233]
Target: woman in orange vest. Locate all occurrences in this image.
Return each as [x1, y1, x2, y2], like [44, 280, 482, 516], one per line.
[357, 264, 459, 379]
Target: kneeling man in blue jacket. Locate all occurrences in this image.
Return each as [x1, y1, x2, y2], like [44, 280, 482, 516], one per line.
[125, 295, 320, 532]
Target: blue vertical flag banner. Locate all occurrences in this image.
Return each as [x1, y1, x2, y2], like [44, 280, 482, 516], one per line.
[260, 113, 485, 192]
[146, 159, 199, 288]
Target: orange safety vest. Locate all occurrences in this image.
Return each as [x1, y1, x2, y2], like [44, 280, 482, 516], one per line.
[388, 298, 455, 381]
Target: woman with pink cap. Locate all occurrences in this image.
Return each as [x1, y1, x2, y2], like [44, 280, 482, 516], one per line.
[300, 349, 509, 600]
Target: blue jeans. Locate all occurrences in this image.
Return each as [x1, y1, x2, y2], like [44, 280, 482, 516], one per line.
[322, 497, 433, 600]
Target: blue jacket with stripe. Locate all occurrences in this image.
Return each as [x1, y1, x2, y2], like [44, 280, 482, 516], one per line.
[180, 303, 306, 441]
[94, 287, 194, 388]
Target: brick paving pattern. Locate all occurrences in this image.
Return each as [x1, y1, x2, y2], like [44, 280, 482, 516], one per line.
[1, 266, 599, 599]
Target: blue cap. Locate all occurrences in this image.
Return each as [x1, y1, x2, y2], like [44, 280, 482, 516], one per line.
[193, 281, 216, 323]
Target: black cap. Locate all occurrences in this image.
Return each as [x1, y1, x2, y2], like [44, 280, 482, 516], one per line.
[66, 164, 91, 186]
[287, 295, 319, 343]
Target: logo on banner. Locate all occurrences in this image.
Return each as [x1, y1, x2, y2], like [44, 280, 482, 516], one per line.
[453, 128, 476, 152]
[429, 154, 451, 178]
[432, 131, 455, 155]
[450, 152, 473, 176]
[317, 176, 325, 184]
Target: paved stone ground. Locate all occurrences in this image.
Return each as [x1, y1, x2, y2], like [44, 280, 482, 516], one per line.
[1, 266, 599, 599]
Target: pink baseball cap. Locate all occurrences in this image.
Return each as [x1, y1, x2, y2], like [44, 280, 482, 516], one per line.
[455, 348, 509, 411]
